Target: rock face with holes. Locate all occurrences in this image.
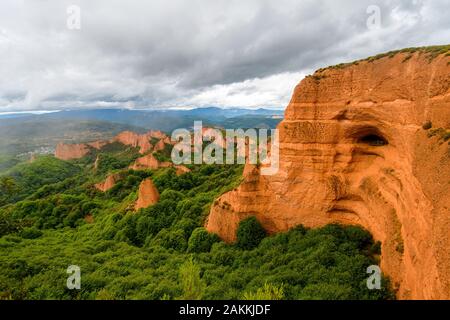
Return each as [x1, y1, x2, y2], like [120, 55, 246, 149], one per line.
[206, 50, 450, 299]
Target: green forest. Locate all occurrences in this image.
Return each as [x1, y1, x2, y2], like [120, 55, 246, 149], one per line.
[0, 142, 393, 300]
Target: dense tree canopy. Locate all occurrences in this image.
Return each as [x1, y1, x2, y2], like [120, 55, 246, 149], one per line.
[0, 150, 393, 300]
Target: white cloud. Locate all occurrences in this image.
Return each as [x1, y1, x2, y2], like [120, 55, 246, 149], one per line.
[172, 71, 307, 109]
[0, 0, 449, 111]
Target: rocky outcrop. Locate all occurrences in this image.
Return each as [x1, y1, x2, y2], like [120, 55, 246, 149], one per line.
[135, 178, 160, 210]
[175, 165, 191, 175]
[153, 139, 167, 152]
[114, 130, 172, 154]
[129, 153, 190, 175]
[114, 131, 152, 154]
[95, 173, 122, 192]
[148, 130, 166, 140]
[130, 153, 171, 170]
[94, 155, 100, 170]
[88, 141, 108, 150]
[55, 130, 175, 160]
[54, 128, 191, 176]
[55, 142, 91, 161]
[206, 49, 450, 299]
[56, 140, 110, 161]
[55, 141, 107, 161]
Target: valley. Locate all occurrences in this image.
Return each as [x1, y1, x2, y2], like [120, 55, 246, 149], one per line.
[1, 46, 449, 301]
[0, 110, 390, 300]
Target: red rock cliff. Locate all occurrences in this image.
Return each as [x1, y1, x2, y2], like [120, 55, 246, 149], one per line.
[114, 131, 153, 154]
[206, 49, 450, 300]
[114, 130, 172, 154]
[55, 143, 91, 161]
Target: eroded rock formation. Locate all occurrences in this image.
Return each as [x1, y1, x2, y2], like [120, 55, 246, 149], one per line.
[87, 141, 108, 150]
[153, 138, 167, 152]
[95, 173, 122, 192]
[55, 130, 174, 160]
[55, 142, 91, 161]
[114, 131, 153, 154]
[130, 153, 172, 170]
[206, 50, 450, 299]
[55, 129, 191, 175]
[56, 140, 109, 161]
[174, 165, 191, 175]
[135, 178, 160, 210]
[129, 153, 190, 175]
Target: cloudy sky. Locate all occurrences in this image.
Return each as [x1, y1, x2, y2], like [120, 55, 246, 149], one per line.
[0, 0, 449, 111]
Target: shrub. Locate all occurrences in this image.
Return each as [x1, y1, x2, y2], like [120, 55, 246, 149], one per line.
[159, 190, 184, 202]
[422, 121, 432, 130]
[236, 217, 266, 250]
[178, 257, 204, 300]
[187, 228, 220, 253]
[174, 218, 197, 239]
[370, 241, 382, 255]
[20, 227, 43, 239]
[150, 228, 187, 252]
[443, 131, 450, 142]
[95, 154, 123, 174]
[242, 283, 284, 300]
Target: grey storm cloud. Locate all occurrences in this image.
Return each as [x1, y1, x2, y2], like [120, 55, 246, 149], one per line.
[0, 0, 449, 111]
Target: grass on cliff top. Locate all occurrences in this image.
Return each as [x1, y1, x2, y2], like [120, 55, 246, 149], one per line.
[316, 44, 450, 73]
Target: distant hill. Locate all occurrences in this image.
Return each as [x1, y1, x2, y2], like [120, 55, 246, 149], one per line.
[0, 113, 35, 119]
[0, 108, 285, 156]
[0, 118, 146, 156]
[27, 107, 284, 130]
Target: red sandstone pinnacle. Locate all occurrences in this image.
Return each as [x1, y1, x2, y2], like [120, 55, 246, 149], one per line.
[135, 178, 160, 210]
[206, 50, 450, 300]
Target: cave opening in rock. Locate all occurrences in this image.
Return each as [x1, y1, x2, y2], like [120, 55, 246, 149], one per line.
[358, 134, 388, 146]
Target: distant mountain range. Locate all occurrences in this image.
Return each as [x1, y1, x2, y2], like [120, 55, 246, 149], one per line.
[0, 107, 284, 130]
[0, 107, 285, 156]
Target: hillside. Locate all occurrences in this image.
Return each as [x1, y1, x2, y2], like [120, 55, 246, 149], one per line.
[0, 131, 391, 300]
[0, 118, 146, 157]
